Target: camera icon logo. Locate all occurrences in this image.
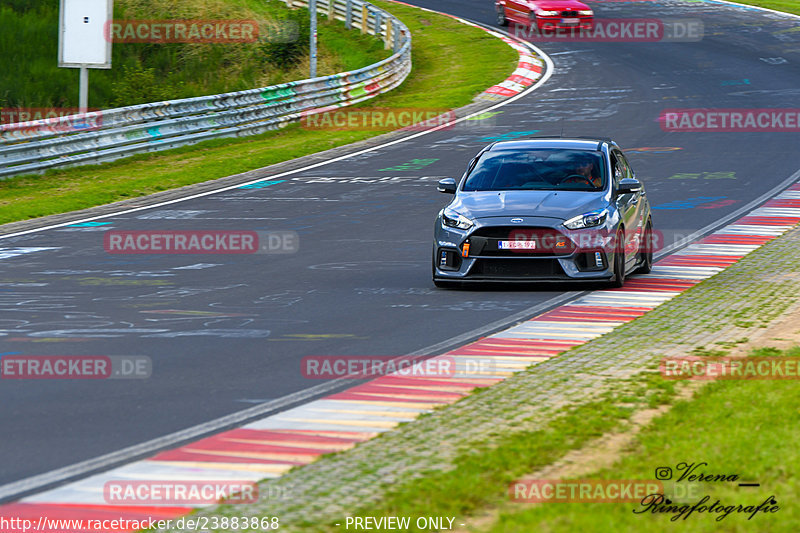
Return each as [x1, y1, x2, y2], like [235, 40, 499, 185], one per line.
[655, 467, 673, 480]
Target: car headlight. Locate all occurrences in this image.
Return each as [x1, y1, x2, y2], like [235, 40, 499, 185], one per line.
[563, 210, 608, 230]
[442, 208, 475, 230]
[537, 10, 560, 16]
[578, 9, 593, 15]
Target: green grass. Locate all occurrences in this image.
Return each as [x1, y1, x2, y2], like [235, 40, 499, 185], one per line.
[273, 370, 680, 532]
[0, 0, 518, 225]
[725, 0, 800, 16]
[0, 0, 387, 109]
[298, 347, 800, 533]
[488, 346, 800, 532]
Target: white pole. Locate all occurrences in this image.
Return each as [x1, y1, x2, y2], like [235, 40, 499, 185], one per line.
[310, 0, 318, 78]
[79, 65, 89, 111]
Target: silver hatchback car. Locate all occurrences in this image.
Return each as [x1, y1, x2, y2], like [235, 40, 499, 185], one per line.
[432, 138, 653, 287]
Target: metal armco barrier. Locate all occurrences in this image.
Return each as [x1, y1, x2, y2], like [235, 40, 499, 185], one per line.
[0, 0, 411, 179]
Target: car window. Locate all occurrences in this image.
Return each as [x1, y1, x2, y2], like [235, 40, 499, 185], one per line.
[618, 151, 635, 180]
[462, 149, 606, 191]
[610, 151, 628, 188]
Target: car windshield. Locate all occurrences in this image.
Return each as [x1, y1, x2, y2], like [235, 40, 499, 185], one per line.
[462, 149, 606, 192]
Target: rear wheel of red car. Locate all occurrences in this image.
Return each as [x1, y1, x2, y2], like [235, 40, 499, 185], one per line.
[496, 7, 508, 26]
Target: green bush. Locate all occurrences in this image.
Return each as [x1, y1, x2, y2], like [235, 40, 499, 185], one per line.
[259, 10, 310, 69]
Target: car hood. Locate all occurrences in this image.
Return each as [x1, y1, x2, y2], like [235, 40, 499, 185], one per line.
[450, 191, 608, 221]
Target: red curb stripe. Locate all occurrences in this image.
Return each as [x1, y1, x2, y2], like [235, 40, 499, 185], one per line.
[764, 199, 800, 208]
[656, 256, 742, 267]
[215, 428, 365, 445]
[485, 86, 518, 96]
[368, 375, 498, 388]
[326, 392, 453, 404]
[166, 439, 335, 456]
[508, 74, 534, 85]
[518, 62, 542, 72]
[150, 449, 306, 465]
[347, 384, 466, 398]
[736, 215, 800, 225]
[268, 430, 377, 440]
[699, 235, 774, 245]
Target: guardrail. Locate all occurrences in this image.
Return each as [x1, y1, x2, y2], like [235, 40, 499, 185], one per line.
[0, 0, 411, 179]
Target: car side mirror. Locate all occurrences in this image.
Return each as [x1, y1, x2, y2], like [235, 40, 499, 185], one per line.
[437, 178, 457, 194]
[617, 178, 642, 195]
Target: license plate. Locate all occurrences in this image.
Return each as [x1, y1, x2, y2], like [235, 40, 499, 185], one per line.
[561, 17, 579, 24]
[498, 240, 536, 250]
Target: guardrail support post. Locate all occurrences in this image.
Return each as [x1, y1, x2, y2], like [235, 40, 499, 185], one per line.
[374, 12, 382, 39]
[327, 0, 335, 20]
[310, 0, 318, 78]
[393, 21, 400, 52]
[345, 0, 352, 28]
[384, 17, 393, 50]
[361, 4, 368, 34]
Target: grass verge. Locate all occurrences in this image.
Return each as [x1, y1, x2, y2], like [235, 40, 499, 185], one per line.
[485, 345, 800, 532]
[727, 0, 800, 16]
[292, 346, 800, 532]
[293, 373, 681, 531]
[0, 1, 518, 226]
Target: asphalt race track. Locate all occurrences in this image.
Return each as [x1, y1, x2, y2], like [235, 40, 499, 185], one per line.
[1, 0, 799, 500]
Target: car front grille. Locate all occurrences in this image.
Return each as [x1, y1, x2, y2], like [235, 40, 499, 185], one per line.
[468, 226, 575, 257]
[468, 258, 567, 279]
[561, 10, 579, 16]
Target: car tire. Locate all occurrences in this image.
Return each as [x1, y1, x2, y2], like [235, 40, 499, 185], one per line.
[635, 219, 653, 274]
[497, 7, 508, 26]
[610, 230, 626, 288]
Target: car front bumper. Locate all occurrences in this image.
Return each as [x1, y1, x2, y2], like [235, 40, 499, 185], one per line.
[433, 216, 618, 282]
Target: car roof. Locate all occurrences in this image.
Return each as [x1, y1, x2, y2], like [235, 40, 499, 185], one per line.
[488, 138, 614, 152]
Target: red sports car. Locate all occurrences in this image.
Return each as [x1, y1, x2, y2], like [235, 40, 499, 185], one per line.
[496, 0, 594, 31]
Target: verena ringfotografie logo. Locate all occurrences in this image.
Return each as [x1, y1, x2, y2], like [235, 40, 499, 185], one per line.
[661, 356, 800, 380]
[104, 20, 260, 43]
[660, 109, 800, 132]
[510, 479, 664, 503]
[1, 355, 151, 379]
[103, 481, 258, 505]
[103, 230, 298, 254]
[301, 108, 457, 131]
[511, 18, 703, 42]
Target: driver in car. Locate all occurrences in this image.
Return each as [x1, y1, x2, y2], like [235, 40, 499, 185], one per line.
[573, 156, 602, 188]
